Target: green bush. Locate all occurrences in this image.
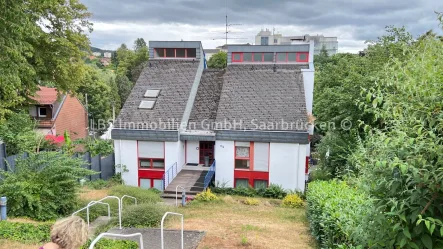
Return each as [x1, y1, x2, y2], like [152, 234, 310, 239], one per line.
[121, 203, 168, 228]
[109, 185, 161, 204]
[0, 221, 52, 243]
[85, 179, 112, 190]
[212, 184, 288, 199]
[281, 194, 304, 208]
[0, 152, 95, 221]
[194, 188, 219, 201]
[82, 238, 139, 249]
[242, 198, 259, 206]
[306, 180, 373, 248]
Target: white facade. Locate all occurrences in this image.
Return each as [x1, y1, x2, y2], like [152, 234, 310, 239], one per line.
[114, 139, 138, 186]
[214, 140, 235, 187]
[186, 141, 200, 164]
[103, 52, 112, 58]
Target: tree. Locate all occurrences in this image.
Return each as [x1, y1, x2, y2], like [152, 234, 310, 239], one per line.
[0, 0, 92, 119]
[115, 43, 135, 78]
[116, 75, 134, 108]
[134, 38, 147, 52]
[0, 112, 40, 155]
[207, 51, 227, 69]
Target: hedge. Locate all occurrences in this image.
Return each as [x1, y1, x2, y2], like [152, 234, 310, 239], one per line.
[306, 180, 373, 248]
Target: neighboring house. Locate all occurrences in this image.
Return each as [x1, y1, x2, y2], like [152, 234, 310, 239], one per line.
[100, 57, 111, 66]
[92, 52, 102, 57]
[216, 43, 251, 52]
[112, 40, 314, 192]
[30, 87, 88, 140]
[255, 29, 338, 55]
[103, 52, 112, 58]
[204, 48, 221, 61]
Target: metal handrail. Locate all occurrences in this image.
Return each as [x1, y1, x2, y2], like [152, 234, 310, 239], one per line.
[161, 212, 184, 249]
[175, 185, 191, 207]
[72, 201, 110, 227]
[121, 195, 137, 209]
[162, 162, 177, 190]
[203, 160, 216, 190]
[89, 233, 143, 249]
[95, 196, 122, 229]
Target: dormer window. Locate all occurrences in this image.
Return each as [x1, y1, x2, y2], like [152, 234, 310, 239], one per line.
[232, 52, 274, 63]
[38, 107, 47, 118]
[154, 48, 197, 58]
[276, 52, 309, 63]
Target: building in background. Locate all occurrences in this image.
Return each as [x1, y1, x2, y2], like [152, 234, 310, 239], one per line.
[103, 52, 112, 58]
[255, 29, 338, 55]
[204, 49, 221, 61]
[92, 52, 102, 57]
[29, 87, 88, 140]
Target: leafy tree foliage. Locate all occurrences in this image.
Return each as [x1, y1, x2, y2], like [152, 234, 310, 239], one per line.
[0, 0, 92, 119]
[207, 51, 227, 69]
[134, 38, 147, 52]
[0, 151, 95, 221]
[0, 112, 40, 155]
[116, 75, 134, 108]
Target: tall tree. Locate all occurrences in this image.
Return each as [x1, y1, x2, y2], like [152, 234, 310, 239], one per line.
[0, 0, 92, 119]
[134, 38, 147, 52]
[116, 75, 133, 108]
[207, 51, 227, 69]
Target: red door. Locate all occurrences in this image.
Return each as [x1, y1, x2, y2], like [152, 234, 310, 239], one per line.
[199, 141, 215, 165]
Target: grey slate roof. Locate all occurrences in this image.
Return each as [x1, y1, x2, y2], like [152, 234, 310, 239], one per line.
[214, 64, 309, 131]
[114, 59, 199, 130]
[188, 69, 225, 130]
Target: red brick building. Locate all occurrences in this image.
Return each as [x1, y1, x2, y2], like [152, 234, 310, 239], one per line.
[30, 86, 88, 140]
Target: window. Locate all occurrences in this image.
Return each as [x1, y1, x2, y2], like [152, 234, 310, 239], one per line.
[140, 178, 164, 191]
[274, 39, 278, 44]
[139, 159, 165, 169]
[155, 49, 165, 57]
[166, 48, 175, 57]
[288, 53, 297, 62]
[38, 107, 47, 117]
[263, 53, 273, 62]
[235, 179, 249, 188]
[253, 53, 262, 62]
[144, 89, 160, 98]
[254, 180, 268, 189]
[176, 48, 186, 57]
[139, 100, 156, 109]
[297, 52, 309, 62]
[277, 53, 286, 62]
[233, 53, 242, 62]
[187, 48, 197, 58]
[235, 142, 251, 169]
[261, 37, 269, 45]
[243, 53, 253, 62]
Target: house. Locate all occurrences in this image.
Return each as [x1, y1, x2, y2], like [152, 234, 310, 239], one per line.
[112, 40, 314, 192]
[29, 87, 88, 140]
[103, 52, 112, 58]
[255, 29, 338, 55]
[92, 52, 102, 57]
[100, 57, 111, 66]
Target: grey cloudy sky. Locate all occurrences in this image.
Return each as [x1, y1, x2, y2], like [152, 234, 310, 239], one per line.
[82, 0, 443, 53]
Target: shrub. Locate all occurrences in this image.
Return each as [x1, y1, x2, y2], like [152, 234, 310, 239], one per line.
[212, 184, 288, 199]
[82, 238, 139, 249]
[121, 203, 168, 228]
[0, 152, 95, 221]
[306, 180, 373, 248]
[0, 221, 52, 243]
[281, 194, 304, 208]
[86, 179, 112, 190]
[242, 198, 259, 206]
[194, 188, 218, 201]
[261, 184, 287, 199]
[109, 185, 161, 204]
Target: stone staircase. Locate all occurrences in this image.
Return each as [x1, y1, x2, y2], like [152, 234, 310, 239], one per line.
[161, 169, 207, 199]
[88, 216, 112, 238]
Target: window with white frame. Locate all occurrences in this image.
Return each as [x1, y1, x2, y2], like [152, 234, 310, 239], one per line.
[235, 142, 250, 169]
[38, 107, 47, 117]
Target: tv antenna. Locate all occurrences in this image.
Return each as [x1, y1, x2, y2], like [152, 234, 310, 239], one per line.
[223, 0, 245, 46]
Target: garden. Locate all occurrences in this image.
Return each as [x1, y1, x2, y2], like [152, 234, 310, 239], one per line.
[306, 16, 443, 249]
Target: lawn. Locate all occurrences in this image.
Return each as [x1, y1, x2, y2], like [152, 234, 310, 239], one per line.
[0, 187, 316, 249]
[167, 196, 316, 249]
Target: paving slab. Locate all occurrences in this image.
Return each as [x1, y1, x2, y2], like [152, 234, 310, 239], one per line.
[106, 228, 205, 249]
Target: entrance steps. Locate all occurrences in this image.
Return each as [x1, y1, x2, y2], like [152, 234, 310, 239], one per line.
[161, 169, 207, 199]
[89, 216, 112, 238]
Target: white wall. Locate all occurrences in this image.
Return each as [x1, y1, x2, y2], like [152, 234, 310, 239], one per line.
[114, 139, 138, 186]
[269, 143, 307, 191]
[165, 141, 179, 170]
[301, 69, 314, 115]
[214, 140, 235, 187]
[186, 141, 199, 164]
[178, 141, 185, 171]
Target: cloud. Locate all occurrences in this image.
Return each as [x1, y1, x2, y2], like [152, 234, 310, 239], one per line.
[81, 0, 443, 52]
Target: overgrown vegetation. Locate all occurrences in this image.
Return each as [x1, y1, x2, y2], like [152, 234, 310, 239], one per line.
[281, 194, 304, 208]
[109, 185, 162, 204]
[121, 203, 169, 228]
[194, 188, 219, 201]
[207, 51, 227, 69]
[0, 221, 51, 244]
[212, 183, 287, 199]
[0, 152, 95, 221]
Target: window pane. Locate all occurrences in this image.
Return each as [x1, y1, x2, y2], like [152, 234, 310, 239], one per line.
[254, 180, 268, 189]
[253, 53, 262, 62]
[298, 53, 307, 61]
[235, 179, 249, 188]
[152, 159, 165, 168]
[166, 48, 175, 57]
[261, 37, 269, 45]
[140, 160, 151, 168]
[236, 147, 250, 158]
[153, 179, 164, 191]
[155, 49, 165, 57]
[140, 179, 151, 189]
[187, 48, 197, 58]
[288, 53, 296, 61]
[277, 53, 286, 62]
[39, 108, 47, 116]
[233, 53, 241, 61]
[263, 53, 273, 62]
[176, 48, 186, 57]
[235, 159, 250, 169]
[243, 53, 253, 62]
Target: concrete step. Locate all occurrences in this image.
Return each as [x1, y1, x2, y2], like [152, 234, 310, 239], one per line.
[89, 216, 111, 238]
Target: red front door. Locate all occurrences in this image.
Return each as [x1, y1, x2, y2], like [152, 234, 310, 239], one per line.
[199, 141, 215, 165]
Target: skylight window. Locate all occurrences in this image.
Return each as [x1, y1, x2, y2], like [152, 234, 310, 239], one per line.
[144, 89, 160, 98]
[139, 100, 156, 109]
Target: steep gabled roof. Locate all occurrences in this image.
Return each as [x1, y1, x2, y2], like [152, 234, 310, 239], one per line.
[214, 64, 309, 131]
[115, 59, 200, 130]
[32, 86, 59, 105]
